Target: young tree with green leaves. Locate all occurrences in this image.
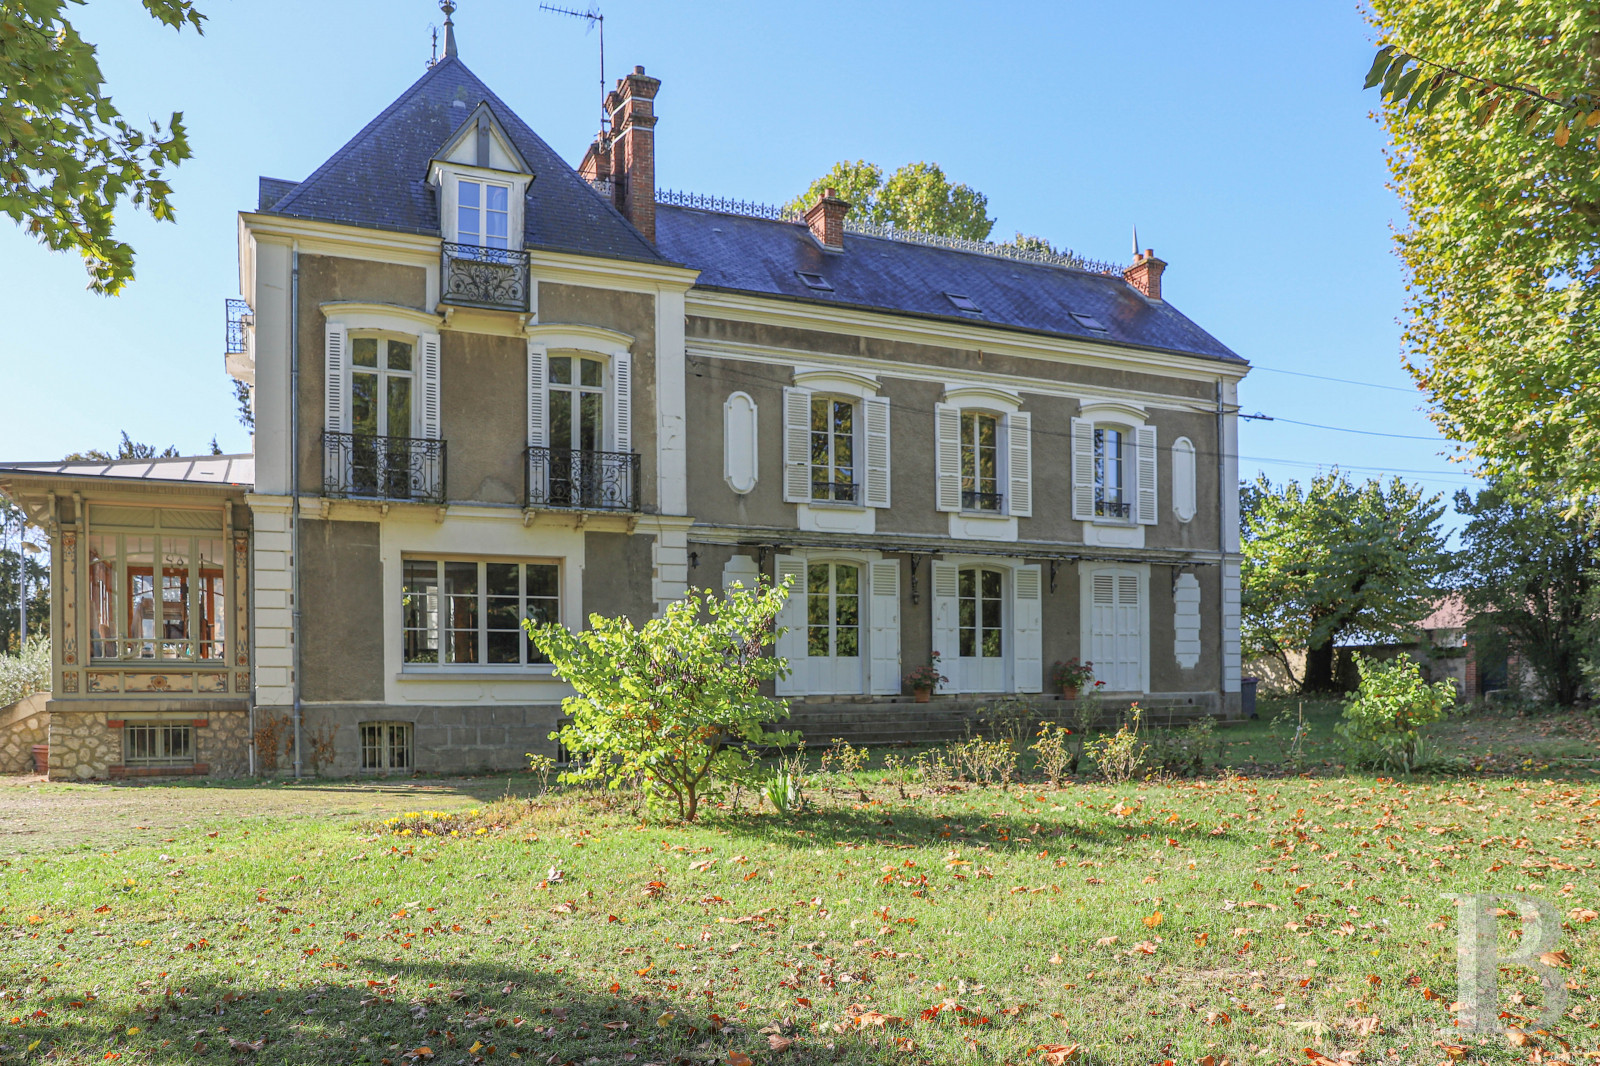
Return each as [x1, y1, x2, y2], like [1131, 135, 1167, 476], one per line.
[1365, 3, 1600, 502]
[1453, 483, 1598, 705]
[1241, 471, 1451, 693]
[1, 0, 205, 294]
[526, 580, 798, 822]
[787, 160, 994, 240]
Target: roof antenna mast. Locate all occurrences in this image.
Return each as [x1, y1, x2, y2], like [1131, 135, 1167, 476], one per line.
[540, 3, 607, 138]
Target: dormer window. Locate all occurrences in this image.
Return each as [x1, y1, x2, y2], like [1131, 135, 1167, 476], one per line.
[458, 179, 510, 250]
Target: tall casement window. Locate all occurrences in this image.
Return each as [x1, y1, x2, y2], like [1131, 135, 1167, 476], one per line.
[323, 315, 442, 503]
[958, 568, 1004, 659]
[549, 355, 604, 454]
[806, 561, 861, 659]
[88, 534, 227, 661]
[810, 396, 856, 502]
[1072, 412, 1157, 526]
[934, 395, 1031, 520]
[401, 558, 560, 667]
[959, 411, 1001, 512]
[526, 339, 636, 511]
[1094, 426, 1127, 518]
[457, 178, 510, 249]
[782, 383, 890, 511]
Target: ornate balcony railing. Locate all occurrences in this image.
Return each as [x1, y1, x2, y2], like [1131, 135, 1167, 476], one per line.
[810, 481, 859, 503]
[323, 432, 446, 504]
[526, 446, 640, 512]
[440, 242, 530, 312]
[224, 298, 253, 355]
[962, 489, 1004, 513]
[1095, 497, 1132, 520]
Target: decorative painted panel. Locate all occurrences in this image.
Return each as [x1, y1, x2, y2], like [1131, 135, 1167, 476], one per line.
[87, 672, 120, 694]
[233, 535, 250, 669]
[235, 671, 250, 693]
[60, 670, 79, 694]
[198, 673, 229, 694]
[124, 673, 195, 694]
[59, 532, 79, 666]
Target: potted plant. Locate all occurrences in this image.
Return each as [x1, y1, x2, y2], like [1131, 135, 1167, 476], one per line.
[904, 652, 949, 703]
[1050, 658, 1097, 699]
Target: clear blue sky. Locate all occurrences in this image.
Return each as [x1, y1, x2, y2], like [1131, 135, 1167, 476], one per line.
[0, 0, 1478, 517]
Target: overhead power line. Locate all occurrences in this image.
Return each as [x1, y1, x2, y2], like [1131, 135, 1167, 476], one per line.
[1248, 363, 1419, 394]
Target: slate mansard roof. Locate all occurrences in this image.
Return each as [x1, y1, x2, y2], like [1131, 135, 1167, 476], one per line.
[259, 57, 664, 264]
[654, 207, 1241, 363]
[257, 56, 1240, 365]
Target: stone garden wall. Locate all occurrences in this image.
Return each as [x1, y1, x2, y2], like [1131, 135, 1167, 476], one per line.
[0, 693, 49, 774]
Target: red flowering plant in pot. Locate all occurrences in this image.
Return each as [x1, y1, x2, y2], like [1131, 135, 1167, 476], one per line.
[1050, 659, 1098, 699]
[904, 651, 949, 703]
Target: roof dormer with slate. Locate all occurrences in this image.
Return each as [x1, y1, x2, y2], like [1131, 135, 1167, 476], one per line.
[429, 101, 534, 251]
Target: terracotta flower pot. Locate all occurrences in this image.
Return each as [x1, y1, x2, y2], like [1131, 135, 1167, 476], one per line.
[1062, 685, 1078, 700]
[31, 744, 49, 776]
[913, 687, 932, 704]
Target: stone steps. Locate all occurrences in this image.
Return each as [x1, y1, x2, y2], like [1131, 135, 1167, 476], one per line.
[779, 695, 1227, 746]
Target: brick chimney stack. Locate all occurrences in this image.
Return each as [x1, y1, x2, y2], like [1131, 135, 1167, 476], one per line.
[804, 188, 850, 250]
[1123, 248, 1166, 301]
[593, 65, 661, 243]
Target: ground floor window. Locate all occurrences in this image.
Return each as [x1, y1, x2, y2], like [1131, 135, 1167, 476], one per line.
[123, 722, 194, 767]
[807, 561, 860, 658]
[401, 558, 560, 666]
[360, 722, 413, 772]
[958, 567, 1004, 658]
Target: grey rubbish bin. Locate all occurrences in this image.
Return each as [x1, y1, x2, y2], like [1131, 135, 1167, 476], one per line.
[1241, 677, 1259, 719]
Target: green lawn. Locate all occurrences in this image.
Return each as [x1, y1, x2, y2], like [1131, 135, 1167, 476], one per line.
[1, 715, 1597, 1066]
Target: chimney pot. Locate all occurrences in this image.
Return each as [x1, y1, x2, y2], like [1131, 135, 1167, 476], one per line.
[589, 64, 663, 243]
[634, 64, 645, 74]
[1123, 248, 1167, 301]
[804, 188, 850, 250]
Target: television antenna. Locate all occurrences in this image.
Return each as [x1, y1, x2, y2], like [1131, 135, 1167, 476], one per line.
[540, 3, 607, 136]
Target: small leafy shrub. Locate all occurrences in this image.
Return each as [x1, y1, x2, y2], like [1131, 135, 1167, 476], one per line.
[1337, 654, 1456, 774]
[1030, 721, 1072, 787]
[819, 737, 868, 777]
[1142, 715, 1216, 778]
[1269, 701, 1312, 770]
[1067, 689, 1103, 774]
[882, 751, 919, 798]
[1091, 705, 1146, 784]
[526, 753, 557, 792]
[763, 771, 804, 813]
[904, 651, 949, 693]
[915, 748, 955, 791]
[0, 637, 50, 708]
[527, 581, 798, 822]
[978, 694, 1036, 750]
[949, 736, 1018, 787]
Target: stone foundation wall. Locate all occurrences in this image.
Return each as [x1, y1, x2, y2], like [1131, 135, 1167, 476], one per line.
[0, 693, 50, 773]
[47, 706, 253, 780]
[295, 704, 563, 777]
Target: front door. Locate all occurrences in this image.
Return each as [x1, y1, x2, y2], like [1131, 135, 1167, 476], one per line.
[1088, 569, 1143, 692]
[806, 561, 863, 694]
[957, 567, 1007, 692]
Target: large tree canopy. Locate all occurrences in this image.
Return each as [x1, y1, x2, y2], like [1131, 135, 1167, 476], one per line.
[787, 160, 995, 240]
[1453, 483, 1599, 705]
[1241, 471, 1451, 693]
[1, 0, 204, 294]
[1366, 2, 1600, 502]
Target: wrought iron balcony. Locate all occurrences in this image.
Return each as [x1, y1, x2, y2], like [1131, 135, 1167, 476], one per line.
[440, 242, 530, 312]
[526, 446, 640, 512]
[810, 480, 859, 503]
[962, 489, 1004, 513]
[323, 432, 447, 504]
[1094, 497, 1132, 520]
[224, 298, 253, 355]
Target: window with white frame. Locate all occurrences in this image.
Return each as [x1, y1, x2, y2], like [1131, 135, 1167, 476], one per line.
[527, 342, 636, 511]
[323, 314, 442, 502]
[88, 532, 227, 662]
[457, 178, 511, 249]
[810, 396, 857, 502]
[402, 558, 560, 667]
[934, 393, 1031, 519]
[549, 355, 605, 453]
[360, 722, 413, 772]
[959, 411, 1002, 512]
[1072, 410, 1157, 526]
[958, 567, 1004, 658]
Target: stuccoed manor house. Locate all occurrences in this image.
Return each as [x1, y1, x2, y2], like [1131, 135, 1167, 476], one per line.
[0, 22, 1247, 780]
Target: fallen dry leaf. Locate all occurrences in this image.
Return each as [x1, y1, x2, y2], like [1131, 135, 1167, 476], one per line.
[1094, 935, 1119, 948]
[1505, 1026, 1534, 1048]
[767, 1035, 794, 1053]
[1538, 949, 1571, 968]
[1130, 940, 1159, 955]
[1143, 911, 1164, 929]
[1436, 1045, 1467, 1062]
[727, 1053, 752, 1066]
[1351, 1016, 1379, 1037]
[227, 1038, 267, 1054]
[1205, 1010, 1230, 1027]
[1569, 907, 1598, 923]
[1036, 1044, 1081, 1065]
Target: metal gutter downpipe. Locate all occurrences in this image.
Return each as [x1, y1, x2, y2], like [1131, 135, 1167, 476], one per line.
[290, 245, 303, 779]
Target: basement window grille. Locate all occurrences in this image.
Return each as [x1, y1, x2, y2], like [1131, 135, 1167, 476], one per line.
[360, 722, 413, 773]
[124, 722, 194, 767]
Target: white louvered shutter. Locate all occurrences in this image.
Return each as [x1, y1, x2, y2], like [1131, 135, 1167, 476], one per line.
[1007, 411, 1033, 518]
[934, 403, 962, 512]
[610, 350, 632, 453]
[782, 387, 812, 504]
[324, 323, 348, 488]
[930, 561, 961, 693]
[1071, 417, 1095, 520]
[1136, 424, 1158, 525]
[864, 398, 891, 508]
[1116, 571, 1143, 691]
[774, 554, 808, 696]
[526, 342, 548, 503]
[868, 560, 901, 694]
[1089, 571, 1117, 689]
[420, 332, 442, 439]
[1013, 564, 1042, 692]
[324, 323, 348, 433]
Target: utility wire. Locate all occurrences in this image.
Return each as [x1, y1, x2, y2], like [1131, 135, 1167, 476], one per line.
[1248, 416, 1447, 442]
[1248, 363, 1418, 394]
